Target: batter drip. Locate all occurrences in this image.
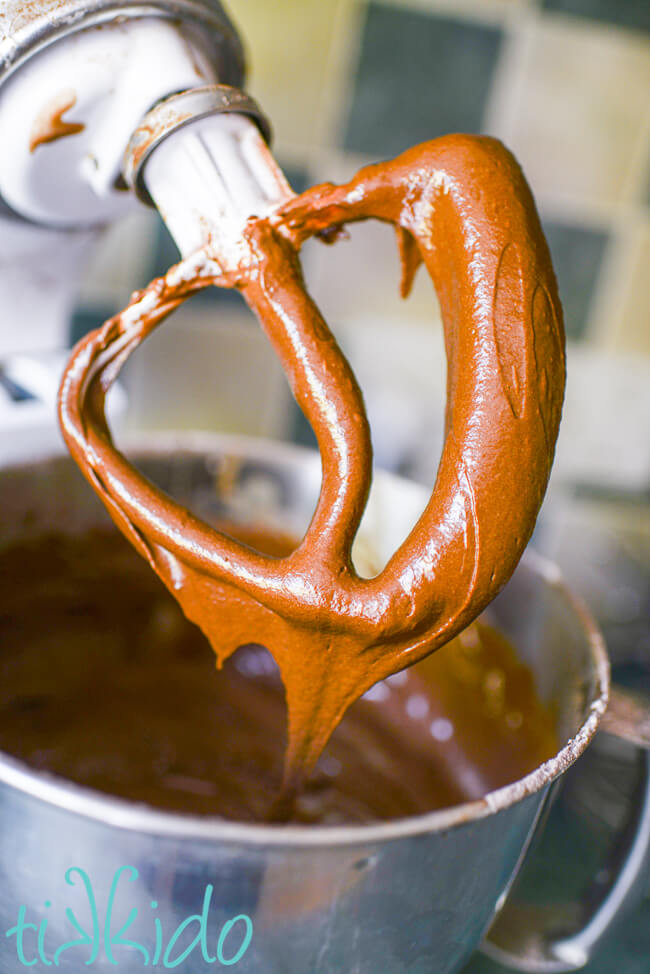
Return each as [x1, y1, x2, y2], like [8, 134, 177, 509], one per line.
[58, 135, 565, 805]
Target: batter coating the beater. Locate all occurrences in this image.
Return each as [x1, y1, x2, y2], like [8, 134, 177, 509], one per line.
[58, 135, 565, 803]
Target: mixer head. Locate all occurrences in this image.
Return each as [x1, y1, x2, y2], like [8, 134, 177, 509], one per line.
[0, 0, 254, 226]
[0, 0, 291, 456]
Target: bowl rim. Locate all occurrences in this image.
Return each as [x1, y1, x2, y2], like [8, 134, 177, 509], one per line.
[0, 432, 610, 848]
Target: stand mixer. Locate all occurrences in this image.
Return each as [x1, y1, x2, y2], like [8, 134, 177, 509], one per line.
[2, 0, 571, 787]
[2, 8, 650, 974]
[0, 0, 291, 463]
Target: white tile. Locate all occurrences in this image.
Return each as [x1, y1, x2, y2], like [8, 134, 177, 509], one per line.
[77, 205, 159, 306]
[122, 304, 293, 439]
[551, 345, 650, 491]
[596, 215, 650, 356]
[486, 17, 650, 213]
[231, 0, 359, 156]
[300, 183, 443, 334]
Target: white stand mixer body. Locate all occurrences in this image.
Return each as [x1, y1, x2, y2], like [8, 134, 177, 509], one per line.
[0, 1, 255, 462]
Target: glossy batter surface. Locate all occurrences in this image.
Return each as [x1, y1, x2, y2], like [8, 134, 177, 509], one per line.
[0, 526, 557, 823]
[58, 135, 565, 798]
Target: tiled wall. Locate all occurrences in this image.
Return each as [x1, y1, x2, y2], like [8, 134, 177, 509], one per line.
[73, 0, 649, 484]
[233, 0, 649, 351]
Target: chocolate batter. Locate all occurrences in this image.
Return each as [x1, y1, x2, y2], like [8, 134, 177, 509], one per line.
[58, 135, 565, 802]
[29, 89, 85, 153]
[0, 525, 557, 823]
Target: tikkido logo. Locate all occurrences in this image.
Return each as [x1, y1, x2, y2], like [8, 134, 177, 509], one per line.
[5, 866, 253, 968]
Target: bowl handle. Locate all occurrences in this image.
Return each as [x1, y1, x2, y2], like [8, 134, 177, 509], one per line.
[482, 685, 650, 972]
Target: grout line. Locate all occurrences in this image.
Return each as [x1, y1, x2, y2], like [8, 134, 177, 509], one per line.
[317, 0, 370, 160]
[618, 94, 650, 209]
[589, 213, 649, 352]
[482, 7, 539, 143]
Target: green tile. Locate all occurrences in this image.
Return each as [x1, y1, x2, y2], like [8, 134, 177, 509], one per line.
[542, 0, 650, 34]
[289, 401, 318, 450]
[282, 164, 310, 197]
[344, 4, 503, 157]
[68, 305, 115, 347]
[541, 220, 609, 341]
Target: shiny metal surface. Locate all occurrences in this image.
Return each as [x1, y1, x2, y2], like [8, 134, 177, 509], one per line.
[0, 433, 613, 973]
[485, 734, 650, 972]
[0, 2, 245, 226]
[122, 85, 272, 205]
[0, 1, 244, 87]
[601, 686, 650, 750]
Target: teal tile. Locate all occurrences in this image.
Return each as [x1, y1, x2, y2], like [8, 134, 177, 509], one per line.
[542, 0, 650, 34]
[344, 4, 503, 157]
[69, 305, 115, 347]
[289, 402, 318, 450]
[541, 220, 609, 340]
[282, 165, 310, 197]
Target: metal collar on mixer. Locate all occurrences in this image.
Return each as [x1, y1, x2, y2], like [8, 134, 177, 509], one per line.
[122, 84, 272, 206]
[0, 2, 255, 227]
[0, 0, 244, 88]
